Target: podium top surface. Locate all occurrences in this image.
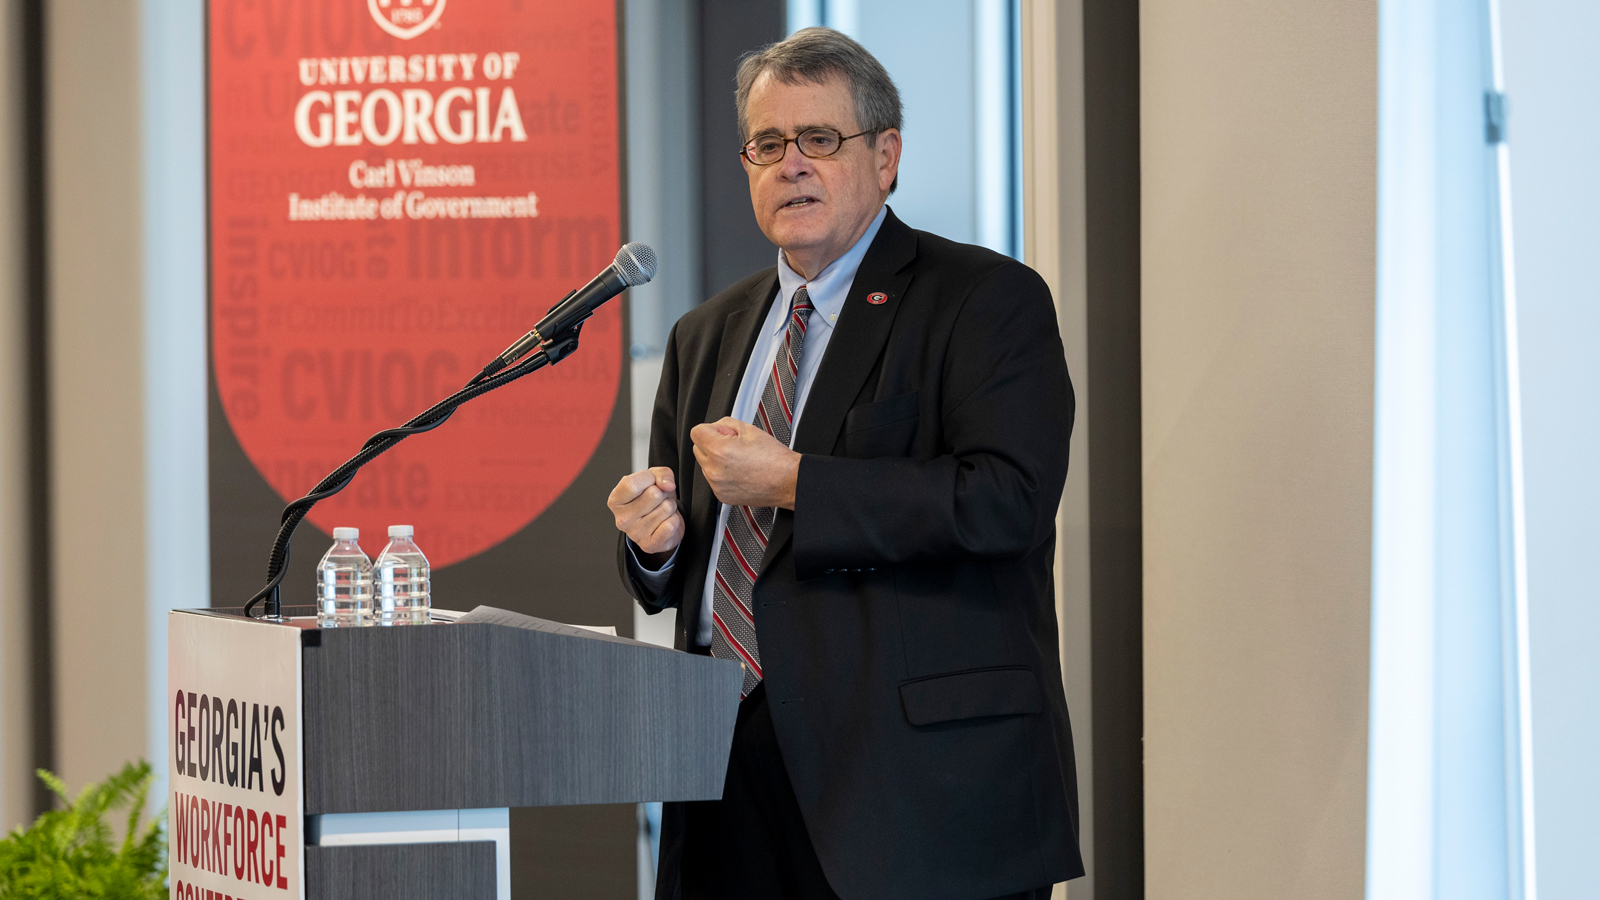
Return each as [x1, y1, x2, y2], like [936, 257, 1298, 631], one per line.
[176, 605, 630, 643]
[173, 605, 742, 813]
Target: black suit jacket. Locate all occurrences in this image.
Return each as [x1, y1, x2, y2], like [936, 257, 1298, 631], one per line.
[618, 209, 1083, 900]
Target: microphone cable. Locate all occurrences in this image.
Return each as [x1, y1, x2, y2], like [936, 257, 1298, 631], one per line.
[243, 242, 657, 618]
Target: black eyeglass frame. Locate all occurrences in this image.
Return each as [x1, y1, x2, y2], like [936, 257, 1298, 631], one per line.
[739, 128, 878, 166]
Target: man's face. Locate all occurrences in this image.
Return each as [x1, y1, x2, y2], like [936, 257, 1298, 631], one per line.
[741, 73, 900, 275]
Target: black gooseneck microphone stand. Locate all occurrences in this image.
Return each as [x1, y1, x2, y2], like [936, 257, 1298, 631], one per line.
[240, 301, 585, 620]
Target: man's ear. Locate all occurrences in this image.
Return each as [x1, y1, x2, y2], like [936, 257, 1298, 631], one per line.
[876, 128, 902, 194]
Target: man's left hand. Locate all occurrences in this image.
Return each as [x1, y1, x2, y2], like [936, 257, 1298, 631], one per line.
[691, 417, 801, 510]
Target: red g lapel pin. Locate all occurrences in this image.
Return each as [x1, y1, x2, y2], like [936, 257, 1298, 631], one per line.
[867, 292, 889, 305]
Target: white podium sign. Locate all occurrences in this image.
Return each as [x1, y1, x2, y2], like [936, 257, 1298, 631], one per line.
[168, 612, 304, 900]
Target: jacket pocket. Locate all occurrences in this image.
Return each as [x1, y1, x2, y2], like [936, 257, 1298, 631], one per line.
[843, 391, 920, 459]
[899, 666, 1042, 726]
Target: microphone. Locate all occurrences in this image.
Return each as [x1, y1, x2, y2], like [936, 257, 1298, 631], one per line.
[487, 242, 658, 375]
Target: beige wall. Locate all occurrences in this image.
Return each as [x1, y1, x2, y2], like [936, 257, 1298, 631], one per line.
[0, 0, 152, 824]
[47, 0, 147, 793]
[1140, 1, 1374, 898]
[1021, 1, 1090, 896]
[0, 0, 33, 831]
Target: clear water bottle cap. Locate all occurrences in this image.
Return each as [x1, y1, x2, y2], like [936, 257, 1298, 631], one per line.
[388, 524, 413, 538]
[332, 527, 359, 540]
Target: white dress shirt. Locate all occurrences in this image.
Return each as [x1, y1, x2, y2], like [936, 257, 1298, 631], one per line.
[629, 204, 889, 645]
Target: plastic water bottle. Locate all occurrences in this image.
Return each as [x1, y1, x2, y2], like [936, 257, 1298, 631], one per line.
[374, 525, 430, 625]
[315, 527, 373, 626]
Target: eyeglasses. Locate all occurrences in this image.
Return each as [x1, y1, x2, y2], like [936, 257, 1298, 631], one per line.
[739, 128, 876, 166]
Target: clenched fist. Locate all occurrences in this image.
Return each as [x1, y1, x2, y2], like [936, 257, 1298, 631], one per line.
[691, 417, 801, 510]
[608, 466, 684, 564]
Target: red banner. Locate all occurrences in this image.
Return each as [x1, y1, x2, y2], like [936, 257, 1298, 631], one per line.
[209, 0, 621, 567]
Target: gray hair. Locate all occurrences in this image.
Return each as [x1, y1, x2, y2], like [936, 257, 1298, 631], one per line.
[735, 27, 903, 164]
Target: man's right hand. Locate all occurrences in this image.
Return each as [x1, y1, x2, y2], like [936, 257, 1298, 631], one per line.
[608, 466, 685, 566]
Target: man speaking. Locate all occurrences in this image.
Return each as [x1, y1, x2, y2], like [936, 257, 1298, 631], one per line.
[608, 27, 1082, 900]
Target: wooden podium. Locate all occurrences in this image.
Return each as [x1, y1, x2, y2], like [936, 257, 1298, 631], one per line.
[167, 605, 741, 900]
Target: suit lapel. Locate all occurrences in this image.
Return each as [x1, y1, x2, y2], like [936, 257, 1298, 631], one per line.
[707, 271, 780, 423]
[689, 271, 780, 559]
[762, 209, 919, 573]
[794, 209, 918, 456]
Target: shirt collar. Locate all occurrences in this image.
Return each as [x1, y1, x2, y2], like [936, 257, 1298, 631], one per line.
[773, 204, 890, 333]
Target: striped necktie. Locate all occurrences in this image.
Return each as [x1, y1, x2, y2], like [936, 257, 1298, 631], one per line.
[710, 286, 814, 697]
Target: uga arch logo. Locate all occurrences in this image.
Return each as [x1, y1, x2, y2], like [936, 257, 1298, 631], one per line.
[369, 0, 448, 40]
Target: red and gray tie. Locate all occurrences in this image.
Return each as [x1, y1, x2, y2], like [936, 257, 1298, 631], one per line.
[710, 286, 815, 697]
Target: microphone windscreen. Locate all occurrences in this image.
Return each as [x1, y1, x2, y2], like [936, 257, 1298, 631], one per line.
[614, 242, 659, 287]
